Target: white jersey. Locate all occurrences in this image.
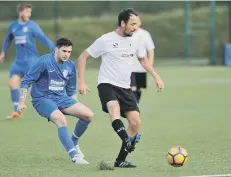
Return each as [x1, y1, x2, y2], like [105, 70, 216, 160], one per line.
[133, 28, 155, 73]
[86, 31, 146, 88]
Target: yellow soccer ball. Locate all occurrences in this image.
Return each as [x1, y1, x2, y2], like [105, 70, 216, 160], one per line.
[167, 146, 188, 167]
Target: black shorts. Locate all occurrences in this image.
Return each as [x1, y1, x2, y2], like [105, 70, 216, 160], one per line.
[130, 72, 147, 89]
[97, 83, 140, 118]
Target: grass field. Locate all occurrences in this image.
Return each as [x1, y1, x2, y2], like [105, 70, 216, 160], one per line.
[0, 66, 231, 177]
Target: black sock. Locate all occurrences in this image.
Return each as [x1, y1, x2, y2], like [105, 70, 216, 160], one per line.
[117, 142, 128, 161]
[136, 90, 141, 103]
[112, 119, 129, 142]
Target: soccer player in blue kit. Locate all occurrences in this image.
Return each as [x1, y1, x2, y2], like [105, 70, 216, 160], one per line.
[0, 4, 55, 119]
[17, 37, 93, 164]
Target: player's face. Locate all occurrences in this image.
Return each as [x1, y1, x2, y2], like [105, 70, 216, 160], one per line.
[19, 8, 32, 22]
[57, 46, 72, 62]
[122, 14, 139, 36]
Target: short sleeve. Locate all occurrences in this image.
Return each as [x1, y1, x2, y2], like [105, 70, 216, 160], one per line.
[86, 36, 106, 58]
[145, 32, 155, 52]
[135, 37, 146, 59]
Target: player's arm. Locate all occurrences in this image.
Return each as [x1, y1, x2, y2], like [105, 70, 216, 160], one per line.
[147, 49, 154, 66]
[146, 32, 155, 66]
[17, 88, 28, 114]
[77, 37, 105, 95]
[0, 24, 14, 63]
[138, 56, 164, 92]
[33, 22, 55, 51]
[136, 40, 164, 92]
[18, 60, 45, 113]
[77, 50, 93, 96]
[66, 64, 77, 100]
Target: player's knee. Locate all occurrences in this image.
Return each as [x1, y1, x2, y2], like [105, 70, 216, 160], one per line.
[85, 110, 94, 121]
[129, 117, 141, 128]
[51, 114, 68, 127]
[9, 79, 18, 89]
[133, 118, 141, 127]
[56, 117, 68, 127]
[9, 76, 21, 89]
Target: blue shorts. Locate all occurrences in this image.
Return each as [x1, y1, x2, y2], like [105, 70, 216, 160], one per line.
[9, 58, 39, 78]
[32, 96, 77, 120]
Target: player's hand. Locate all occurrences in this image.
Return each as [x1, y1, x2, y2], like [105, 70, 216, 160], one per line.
[154, 76, 164, 92]
[78, 81, 91, 96]
[0, 52, 5, 64]
[17, 103, 27, 114]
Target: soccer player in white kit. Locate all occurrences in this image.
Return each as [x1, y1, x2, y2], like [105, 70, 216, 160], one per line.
[131, 17, 155, 104]
[77, 8, 164, 168]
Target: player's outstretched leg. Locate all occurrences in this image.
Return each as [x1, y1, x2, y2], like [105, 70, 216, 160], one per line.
[106, 101, 136, 168]
[61, 102, 93, 159]
[7, 75, 22, 119]
[114, 110, 142, 168]
[114, 141, 137, 168]
[112, 118, 137, 168]
[112, 122, 137, 168]
[112, 119, 133, 152]
[50, 109, 89, 164]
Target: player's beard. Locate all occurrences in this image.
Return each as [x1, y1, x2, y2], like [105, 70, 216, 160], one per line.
[123, 26, 133, 37]
[124, 32, 132, 37]
[56, 57, 64, 64]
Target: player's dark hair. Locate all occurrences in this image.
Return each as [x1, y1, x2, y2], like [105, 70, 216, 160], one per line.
[17, 4, 32, 13]
[56, 37, 73, 48]
[118, 8, 138, 26]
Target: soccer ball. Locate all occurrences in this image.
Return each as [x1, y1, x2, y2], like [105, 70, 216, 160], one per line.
[167, 146, 188, 167]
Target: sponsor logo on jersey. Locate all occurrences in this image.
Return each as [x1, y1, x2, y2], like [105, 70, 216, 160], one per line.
[113, 42, 118, 48]
[50, 80, 65, 85]
[23, 27, 28, 32]
[49, 79, 65, 91]
[62, 70, 68, 78]
[122, 53, 134, 58]
[15, 36, 26, 44]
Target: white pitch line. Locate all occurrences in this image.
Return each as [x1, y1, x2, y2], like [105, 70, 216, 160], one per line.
[181, 174, 231, 177]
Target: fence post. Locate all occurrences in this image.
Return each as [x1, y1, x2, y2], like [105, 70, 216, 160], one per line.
[210, 0, 216, 65]
[229, 1, 231, 43]
[184, 0, 191, 58]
